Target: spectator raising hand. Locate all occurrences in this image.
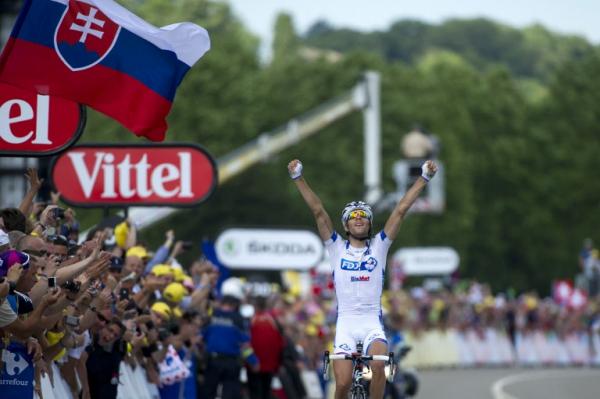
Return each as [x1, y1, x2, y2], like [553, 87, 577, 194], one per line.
[19, 168, 43, 216]
[42, 287, 63, 307]
[27, 337, 43, 361]
[26, 168, 43, 189]
[84, 252, 112, 282]
[50, 191, 61, 206]
[6, 262, 24, 284]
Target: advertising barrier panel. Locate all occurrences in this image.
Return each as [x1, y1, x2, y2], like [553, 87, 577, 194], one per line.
[216, 228, 324, 270]
[50, 144, 217, 207]
[0, 83, 85, 156]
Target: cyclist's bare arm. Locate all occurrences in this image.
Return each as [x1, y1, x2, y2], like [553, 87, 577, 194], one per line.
[288, 159, 334, 241]
[384, 160, 438, 240]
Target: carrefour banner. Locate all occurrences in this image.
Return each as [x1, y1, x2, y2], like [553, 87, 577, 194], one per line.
[215, 228, 324, 270]
[0, 342, 34, 397]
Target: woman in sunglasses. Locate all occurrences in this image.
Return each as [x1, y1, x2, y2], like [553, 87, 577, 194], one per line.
[287, 158, 437, 399]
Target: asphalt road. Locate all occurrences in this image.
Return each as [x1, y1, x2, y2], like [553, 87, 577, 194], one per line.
[416, 367, 600, 399]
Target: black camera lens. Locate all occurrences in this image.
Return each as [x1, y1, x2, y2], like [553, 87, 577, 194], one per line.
[158, 328, 171, 340]
[52, 208, 66, 219]
[62, 279, 81, 293]
[110, 256, 124, 270]
[67, 241, 80, 256]
[119, 288, 130, 301]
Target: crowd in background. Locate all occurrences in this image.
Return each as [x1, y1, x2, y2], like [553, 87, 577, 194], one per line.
[579, 238, 600, 298]
[1, 169, 599, 399]
[259, 276, 600, 372]
[1, 169, 238, 399]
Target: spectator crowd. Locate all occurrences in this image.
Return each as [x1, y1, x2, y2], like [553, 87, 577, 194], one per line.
[1, 169, 599, 399]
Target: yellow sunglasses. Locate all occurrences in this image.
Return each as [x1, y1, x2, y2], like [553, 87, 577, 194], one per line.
[348, 210, 369, 220]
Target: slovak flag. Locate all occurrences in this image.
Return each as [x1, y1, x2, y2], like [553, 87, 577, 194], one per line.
[0, 0, 210, 141]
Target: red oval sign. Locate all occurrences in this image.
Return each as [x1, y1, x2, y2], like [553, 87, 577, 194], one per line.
[0, 82, 85, 156]
[51, 144, 217, 207]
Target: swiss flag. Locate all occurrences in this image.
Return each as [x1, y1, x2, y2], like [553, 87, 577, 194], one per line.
[568, 288, 587, 310]
[553, 280, 573, 305]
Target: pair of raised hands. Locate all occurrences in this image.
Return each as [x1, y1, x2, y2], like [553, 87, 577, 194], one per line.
[286, 159, 438, 181]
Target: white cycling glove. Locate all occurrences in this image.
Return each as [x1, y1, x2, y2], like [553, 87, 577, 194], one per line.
[289, 161, 303, 180]
[421, 162, 436, 182]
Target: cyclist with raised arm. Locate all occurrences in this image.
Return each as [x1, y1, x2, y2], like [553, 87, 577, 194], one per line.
[287, 159, 437, 399]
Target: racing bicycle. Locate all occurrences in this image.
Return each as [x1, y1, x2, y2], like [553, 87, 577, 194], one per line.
[322, 341, 395, 399]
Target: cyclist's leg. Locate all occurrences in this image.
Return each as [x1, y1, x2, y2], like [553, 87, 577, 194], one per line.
[333, 318, 356, 399]
[365, 329, 388, 399]
[333, 360, 353, 399]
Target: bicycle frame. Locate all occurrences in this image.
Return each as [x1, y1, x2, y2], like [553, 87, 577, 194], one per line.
[349, 354, 368, 399]
[322, 343, 395, 399]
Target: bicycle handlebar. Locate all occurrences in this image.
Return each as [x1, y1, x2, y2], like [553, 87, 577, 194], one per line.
[326, 354, 392, 362]
[322, 351, 396, 383]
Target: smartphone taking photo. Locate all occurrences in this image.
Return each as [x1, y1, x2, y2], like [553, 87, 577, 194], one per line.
[119, 288, 130, 301]
[48, 276, 57, 288]
[65, 315, 79, 327]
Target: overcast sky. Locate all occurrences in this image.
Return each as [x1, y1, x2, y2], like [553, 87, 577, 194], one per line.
[226, 0, 598, 57]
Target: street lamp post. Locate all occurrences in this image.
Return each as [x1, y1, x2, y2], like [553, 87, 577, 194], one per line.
[375, 126, 445, 214]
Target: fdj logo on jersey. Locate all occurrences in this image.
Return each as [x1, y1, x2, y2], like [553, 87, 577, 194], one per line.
[340, 257, 378, 272]
[55, 0, 121, 71]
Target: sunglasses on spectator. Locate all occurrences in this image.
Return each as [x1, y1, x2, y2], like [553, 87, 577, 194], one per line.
[348, 210, 369, 220]
[97, 313, 109, 323]
[47, 234, 68, 243]
[24, 249, 48, 257]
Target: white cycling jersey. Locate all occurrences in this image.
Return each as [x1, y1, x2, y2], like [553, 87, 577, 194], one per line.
[325, 230, 393, 317]
[326, 230, 393, 354]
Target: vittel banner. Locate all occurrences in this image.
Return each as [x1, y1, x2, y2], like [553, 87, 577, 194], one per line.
[50, 144, 217, 207]
[215, 228, 324, 270]
[0, 83, 85, 156]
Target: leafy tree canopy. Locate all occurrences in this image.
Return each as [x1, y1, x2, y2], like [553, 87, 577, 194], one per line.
[69, 3, 599, 294]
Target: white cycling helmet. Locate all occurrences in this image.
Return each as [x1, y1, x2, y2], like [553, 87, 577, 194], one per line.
[221, 277, 245, 301]
[341, 201, 373, 225]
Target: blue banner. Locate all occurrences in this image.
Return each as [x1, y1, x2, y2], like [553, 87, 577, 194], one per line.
[1, 342, 34, 398]
[201, 239, 230, 292]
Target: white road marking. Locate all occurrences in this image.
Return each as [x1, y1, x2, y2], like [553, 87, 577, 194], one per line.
[491, 369, 600, 399]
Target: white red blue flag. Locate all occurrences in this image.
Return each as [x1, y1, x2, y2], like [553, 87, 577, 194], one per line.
[0, 0, 210, 141]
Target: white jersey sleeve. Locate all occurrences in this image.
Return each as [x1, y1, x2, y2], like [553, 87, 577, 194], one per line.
[371, 230, 393, 271]
[324, 231, 345, 262]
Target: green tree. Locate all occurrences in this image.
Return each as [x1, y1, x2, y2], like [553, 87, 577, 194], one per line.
[271, 13, 300, 65]
[64, 0, 600, 294]
[304, 17, 595, 82]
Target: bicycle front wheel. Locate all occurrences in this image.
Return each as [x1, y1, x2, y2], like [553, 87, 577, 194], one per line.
[350, 385, 368, 399]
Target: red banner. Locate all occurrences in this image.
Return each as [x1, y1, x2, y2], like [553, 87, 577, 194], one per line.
[0, 83, 84, 156]
[51, 144, 217, 207]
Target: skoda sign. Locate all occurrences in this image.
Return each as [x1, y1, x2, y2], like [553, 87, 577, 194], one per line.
[215, 228, 324, 270]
